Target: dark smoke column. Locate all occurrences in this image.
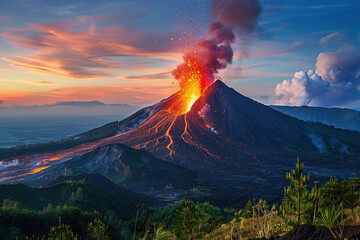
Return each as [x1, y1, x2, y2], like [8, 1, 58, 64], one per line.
[212, 0, 261, 32]
[172, 0, 262, 110]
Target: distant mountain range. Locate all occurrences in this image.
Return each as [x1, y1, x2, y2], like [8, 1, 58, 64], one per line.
[46, 100, 137, 108]
[1, 80, 360, 207]
[1, 100, 135, 108]
[49, 100, 112, 106]
[0, 100, 139, 116]
[271, 105, 360, 132]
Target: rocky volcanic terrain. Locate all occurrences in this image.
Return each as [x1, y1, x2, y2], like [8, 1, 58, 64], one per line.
[1, 80, 360, 207]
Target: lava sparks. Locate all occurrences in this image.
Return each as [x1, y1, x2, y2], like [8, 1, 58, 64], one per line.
[170, 0, 262, 115]
[171, 57, 206, 114]
[171, 21, 235, 115]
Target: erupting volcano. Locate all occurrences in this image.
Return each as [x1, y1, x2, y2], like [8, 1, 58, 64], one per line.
[116, 80, 327, 168]
[166, 0, 262, 115]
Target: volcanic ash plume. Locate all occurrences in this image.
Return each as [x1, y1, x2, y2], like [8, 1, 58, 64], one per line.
[171, 0, 262, 114]
[172, 22, 235, 112]
[212, 0, 262, 32]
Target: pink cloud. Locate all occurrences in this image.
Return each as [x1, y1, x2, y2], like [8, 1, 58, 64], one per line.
[122, 71, 172, 80]
[3, 16, 180, 79]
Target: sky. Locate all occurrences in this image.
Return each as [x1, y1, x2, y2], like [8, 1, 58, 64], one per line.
[0, 0, 360, 109]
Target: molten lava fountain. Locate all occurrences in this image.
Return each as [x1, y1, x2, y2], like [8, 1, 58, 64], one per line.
[171, 58, 207, 114]
[169, 21, 236, 115]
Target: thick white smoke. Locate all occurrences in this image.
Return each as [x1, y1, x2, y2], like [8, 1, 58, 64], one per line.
[275, 49, 360, 107]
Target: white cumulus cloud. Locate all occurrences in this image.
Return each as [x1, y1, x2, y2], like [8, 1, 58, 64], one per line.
[275, 49, 360, 107]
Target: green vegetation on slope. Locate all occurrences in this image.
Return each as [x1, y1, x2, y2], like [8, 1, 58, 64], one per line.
[0, 181, 136, 219]
[1, 158, 360, 239]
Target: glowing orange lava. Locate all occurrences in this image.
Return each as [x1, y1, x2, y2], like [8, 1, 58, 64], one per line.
[169, 57, 208, 115]
[165, 116, 178, 157]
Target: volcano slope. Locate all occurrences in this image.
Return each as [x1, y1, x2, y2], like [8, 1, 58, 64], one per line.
[1, 80, 360, 207]
[113, 80, 360, 205]
[117, 80, 360, 165]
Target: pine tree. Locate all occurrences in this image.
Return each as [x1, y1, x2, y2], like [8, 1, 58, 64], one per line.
[48, 217, 78, 240]
[344, 174, 360, 214]
[280, 157, 319, 226]
[88, 218, 110, 240]
[242, 200, 253, 218]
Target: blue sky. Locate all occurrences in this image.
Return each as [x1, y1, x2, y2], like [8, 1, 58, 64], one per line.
[0, 0, 359, 109]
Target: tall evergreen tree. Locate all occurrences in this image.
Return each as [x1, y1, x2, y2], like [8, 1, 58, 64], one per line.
[344, 174, 360, 214]
[280, 157, 319, 225]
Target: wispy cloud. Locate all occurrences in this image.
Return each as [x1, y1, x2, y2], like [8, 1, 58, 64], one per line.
[0, 79, 57, 86]
[122, 71, 172, 80]
[2, 14, 180, 79]
[234, 40, 305, 59]
[261, 2, 360, 25]
[266, 3, 354, 10]
[0, 68, 19, 73]
[320, 32, 349, 46]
